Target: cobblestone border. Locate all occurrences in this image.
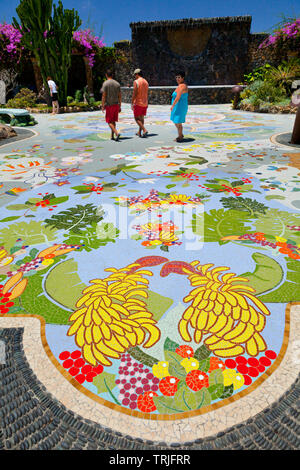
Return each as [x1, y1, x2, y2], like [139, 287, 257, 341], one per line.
[0, 327, 299, 450]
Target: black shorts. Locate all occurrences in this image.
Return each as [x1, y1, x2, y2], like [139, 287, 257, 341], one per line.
[51, 93, 58, 102]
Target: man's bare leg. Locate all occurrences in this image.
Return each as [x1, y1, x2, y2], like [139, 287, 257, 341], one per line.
[135, 117, 142, 137]
[135, 116, 147, 136]
[52, 100, 59, 115]
[108, 122, 120, 140]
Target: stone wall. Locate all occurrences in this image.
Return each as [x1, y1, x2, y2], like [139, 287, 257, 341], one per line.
[114, 40, 134, 86]
[247, 33, 288, 72]
[129, 16, 252, 86]
[121, 86, 236, 105]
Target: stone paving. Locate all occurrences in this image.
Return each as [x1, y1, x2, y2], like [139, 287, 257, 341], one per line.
[0, 104, 299, 449]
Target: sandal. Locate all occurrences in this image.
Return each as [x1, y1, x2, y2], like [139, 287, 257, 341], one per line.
[142, 131, 148, 138]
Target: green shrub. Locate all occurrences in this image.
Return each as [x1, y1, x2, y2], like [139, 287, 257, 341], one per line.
[6, 88, 37, 109]
[240, 79, 287, 108]
[243, 64, 272, 85]
[67, 96, 74, 105]
[74, 90, 83, 102]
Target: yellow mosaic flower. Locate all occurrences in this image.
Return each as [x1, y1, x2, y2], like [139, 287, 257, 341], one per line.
[177, 261, 270, 358]
[152, 361, 170, 378]
[223, 369, 245, 390]
[0, 248, 14, 267]
[167, 194, 191, 204]
[149, 240, 162, 246]
[275, 236, 287, 243]
[0, 256, 14, 267]
[67, 262, 161, 367]
[41, 259, 54, 266]
[159, 231, 178, 243]
[180, 357, 199, 373]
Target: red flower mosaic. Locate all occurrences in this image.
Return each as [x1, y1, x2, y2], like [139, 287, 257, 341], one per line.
[208, 356, 226, 373]
[137, 391, 158, 412]
[159, 376, 180, 396]
[175, 345, 194, 358]
[186, 370, 209, 391]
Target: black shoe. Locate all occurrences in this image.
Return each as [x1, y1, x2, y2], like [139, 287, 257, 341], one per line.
[116, 133, 121, 141]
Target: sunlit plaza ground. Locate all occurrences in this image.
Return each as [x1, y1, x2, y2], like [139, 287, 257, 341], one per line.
[0, 102, 299, 449]
[1, 0, 300, 452]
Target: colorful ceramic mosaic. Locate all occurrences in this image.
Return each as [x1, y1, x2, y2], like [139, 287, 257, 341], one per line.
[0, 104, 299, 424]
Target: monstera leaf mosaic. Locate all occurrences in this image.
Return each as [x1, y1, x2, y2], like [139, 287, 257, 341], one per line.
[0, 221, 57, 252]
[191, 209, 253, 244]
[239, 253, 283, 296]
[253, 209, 300, 241]
[258, 257, 300, 303]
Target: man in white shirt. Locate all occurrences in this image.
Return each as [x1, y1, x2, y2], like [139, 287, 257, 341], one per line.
[47, 76, 59, 115]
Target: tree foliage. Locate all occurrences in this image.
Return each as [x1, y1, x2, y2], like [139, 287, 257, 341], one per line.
[13, 0, 81, 105]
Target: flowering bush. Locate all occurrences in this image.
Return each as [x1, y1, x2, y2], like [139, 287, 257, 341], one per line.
[0, 23, 22, 67]
[259, 18, 300, 51]
[73, 29, 105, 67]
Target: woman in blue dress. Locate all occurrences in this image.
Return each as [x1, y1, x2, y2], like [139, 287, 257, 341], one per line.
[170, 71, 188, 142]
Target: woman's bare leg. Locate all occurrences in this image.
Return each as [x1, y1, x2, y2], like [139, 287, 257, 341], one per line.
[174, 123, 183, 141]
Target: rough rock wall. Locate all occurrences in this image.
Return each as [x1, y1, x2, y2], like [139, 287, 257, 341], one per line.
[129, 16, 252, 86]
[114, 40, 134, 86]
[247, 33, 288, 72]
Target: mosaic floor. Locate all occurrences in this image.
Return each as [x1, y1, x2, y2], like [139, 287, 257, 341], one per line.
[0, 104, 299, 449]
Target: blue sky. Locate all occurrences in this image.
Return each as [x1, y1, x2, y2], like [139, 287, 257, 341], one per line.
[1, 0, 299, 46]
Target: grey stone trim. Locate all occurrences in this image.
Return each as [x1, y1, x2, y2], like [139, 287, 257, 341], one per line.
[0, 328, 299, 450]
[121, 87, 235, 105]
[0, 128, 36, 147]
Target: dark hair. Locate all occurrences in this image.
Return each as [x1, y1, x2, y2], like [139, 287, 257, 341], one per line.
[175, 71, 185, 79]
[106, 69, 113, 78]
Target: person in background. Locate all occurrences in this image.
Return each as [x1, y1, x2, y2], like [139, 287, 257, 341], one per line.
[47, 76, 59, 115]
[170, 71, 188, 142]
[101, 69, 122, 141]
[131, 69, 149, 138]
